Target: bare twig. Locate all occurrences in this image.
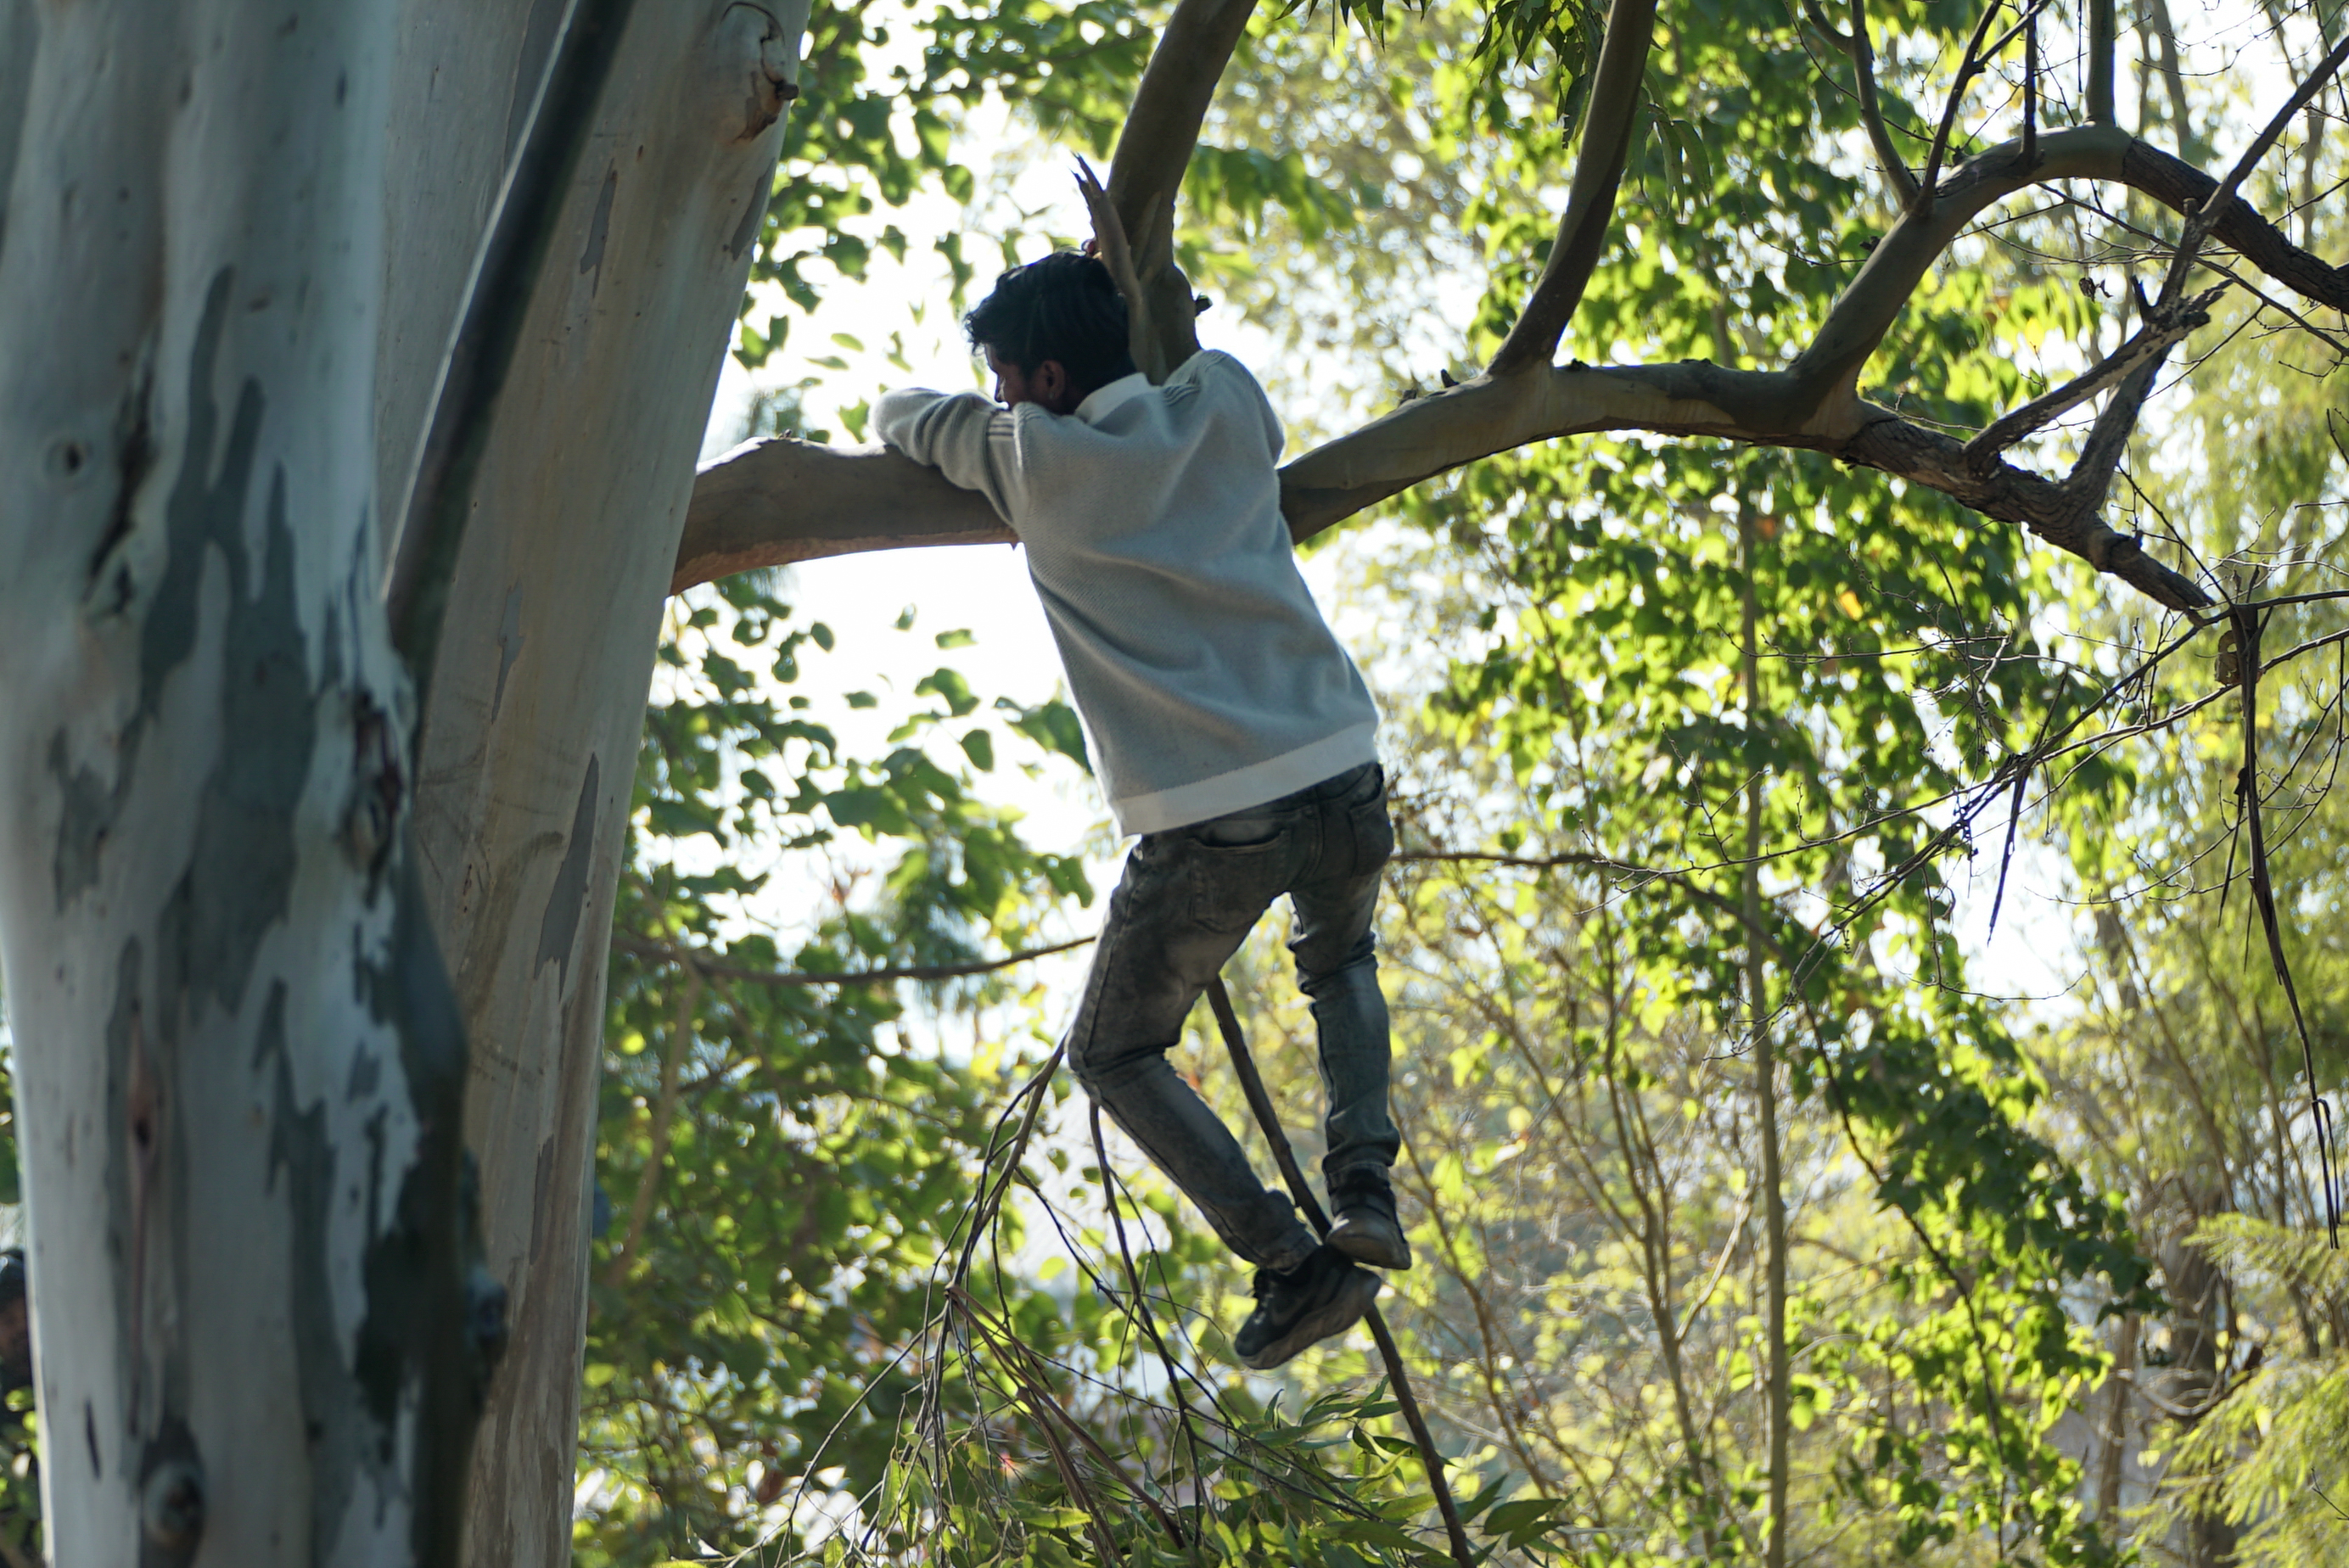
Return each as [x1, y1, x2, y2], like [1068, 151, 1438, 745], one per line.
[2020, 10, 2038, 169]
[1203, 979, 1477, 1568]
[1965, 286, 2222, 468]
[1915, 0, 2010, 213]
[2195, 255, 2349, 359]
[2228, 605, 2342, 1246]
[1984, 764, 2029, 937]
[613, 931, 1092, 988]
[1487, 0, 1660, 375]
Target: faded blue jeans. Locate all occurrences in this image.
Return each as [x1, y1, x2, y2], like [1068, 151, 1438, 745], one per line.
[1066, 761, 1398, 1272]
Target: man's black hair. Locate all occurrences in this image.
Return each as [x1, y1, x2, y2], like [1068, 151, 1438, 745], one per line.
[965, 251, 1136, 392]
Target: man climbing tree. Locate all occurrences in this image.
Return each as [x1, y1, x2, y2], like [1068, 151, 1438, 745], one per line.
[873, 243, 1411, 1369]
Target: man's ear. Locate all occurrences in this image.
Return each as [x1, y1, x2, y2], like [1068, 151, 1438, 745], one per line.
[1034, 359, 1073, 411]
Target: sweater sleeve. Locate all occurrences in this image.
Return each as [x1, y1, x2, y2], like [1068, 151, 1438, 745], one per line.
[872, 387, 1028, 524]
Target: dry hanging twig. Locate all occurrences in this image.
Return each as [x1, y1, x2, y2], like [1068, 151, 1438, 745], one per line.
[2227, 604, 2341, 1246]
[1203, 977, 1477, 1568]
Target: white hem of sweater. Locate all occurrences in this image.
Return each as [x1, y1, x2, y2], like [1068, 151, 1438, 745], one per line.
[1111, 722, 1380, 837]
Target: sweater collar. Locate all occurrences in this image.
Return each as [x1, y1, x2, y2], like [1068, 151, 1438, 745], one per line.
[1074, 372, 1151, 423]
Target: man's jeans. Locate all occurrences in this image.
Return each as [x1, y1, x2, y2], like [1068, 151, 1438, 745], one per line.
[1066, 761, 1398, 1273]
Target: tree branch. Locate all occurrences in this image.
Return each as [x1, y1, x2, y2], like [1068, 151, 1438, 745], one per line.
[674, 438, 1011, 593]
[2049, 32, 2349, 528]
[613, 931, 1094, 987]
[1077, 157, 1187, 383]
[1844, 0, 1921, 207]
[1100, 0, 1257, 375]
[1485, 0, 1660, 376]
[2086, 0, 2116, 126]
[2141, 0, 2200, 162]
[1795, 126, 2349, 403]
[680, 128, 2348, 610]
[2158, 27, 2349, 312]
[1915, 0, 2010, 213]
[1963, 286, 2220, 468]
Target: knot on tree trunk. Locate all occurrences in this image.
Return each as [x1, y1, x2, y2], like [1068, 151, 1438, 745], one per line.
[715, 3, 800, 143]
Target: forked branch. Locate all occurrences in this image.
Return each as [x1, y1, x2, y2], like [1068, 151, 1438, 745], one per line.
[1077, 158, 1184, 381]
[1963, 286, 2221, 468]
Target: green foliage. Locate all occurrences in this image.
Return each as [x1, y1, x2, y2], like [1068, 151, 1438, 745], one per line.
[737, 1, 1158, 372]
[2144, 1217, 2349, 1568]
[575, 574, 1097, 1565]
[577, 2, 2349, 1565]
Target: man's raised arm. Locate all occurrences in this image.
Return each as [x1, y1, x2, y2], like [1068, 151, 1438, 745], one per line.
[872, 387, 1027, 525]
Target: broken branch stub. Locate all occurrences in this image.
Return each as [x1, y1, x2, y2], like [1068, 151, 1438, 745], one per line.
[1076, 157, 1184, 384]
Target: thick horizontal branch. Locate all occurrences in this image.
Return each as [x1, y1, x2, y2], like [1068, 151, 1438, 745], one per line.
[684, 363, 2201, 608]
[614, 930, 1094, 987]
[680, 127, 2345, 608]
[675, 438, 1012, 592]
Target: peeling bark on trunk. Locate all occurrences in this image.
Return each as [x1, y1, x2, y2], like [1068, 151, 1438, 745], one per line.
[0, 4, 482, 1560]
[383, 6, 807, 1565]
[0, 0, 804, 1560]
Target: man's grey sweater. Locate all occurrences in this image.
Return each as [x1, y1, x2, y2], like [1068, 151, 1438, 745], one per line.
[873, 350, 1378, 836]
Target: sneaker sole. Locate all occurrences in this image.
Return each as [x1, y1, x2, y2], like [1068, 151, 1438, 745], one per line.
[1237, 1267, 1382, 1371]
[1329, 1228, 1414, 1271]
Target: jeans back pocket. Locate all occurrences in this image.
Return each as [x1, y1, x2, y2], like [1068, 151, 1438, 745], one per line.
[1186, 817, 1295, 933]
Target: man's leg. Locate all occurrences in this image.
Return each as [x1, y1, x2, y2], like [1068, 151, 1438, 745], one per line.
[1287, 764, 1407, 1268]
[1065, 823, 1320, 1273]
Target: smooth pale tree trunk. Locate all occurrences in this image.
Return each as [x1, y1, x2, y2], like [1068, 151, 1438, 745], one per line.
[378, 5, 807, 1563]
[0, 3, 482, 1561]
[0, 0, 805, 1559]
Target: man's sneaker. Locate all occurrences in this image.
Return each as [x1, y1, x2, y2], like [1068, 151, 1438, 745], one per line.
[1232, 1247, 1381, 1370]
[1326, 1169, 1412, 1271]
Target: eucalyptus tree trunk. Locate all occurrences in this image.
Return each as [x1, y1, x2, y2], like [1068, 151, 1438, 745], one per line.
[381, 5, 805, 1564]
[0, 3, 483, 1560]
[0, 0, 804, 1560]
